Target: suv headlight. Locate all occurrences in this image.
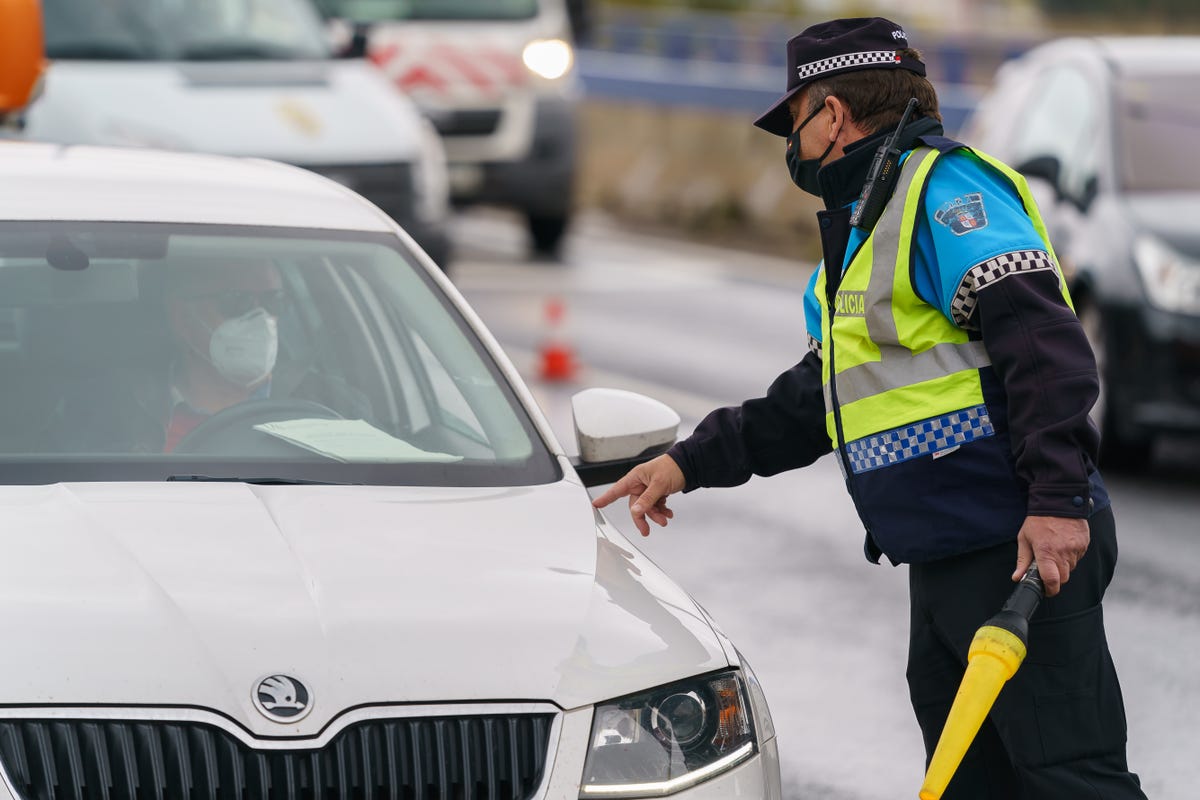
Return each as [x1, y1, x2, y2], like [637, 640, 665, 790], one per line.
[580, 670, 757, 798]
[1134, 234, 1200, 314]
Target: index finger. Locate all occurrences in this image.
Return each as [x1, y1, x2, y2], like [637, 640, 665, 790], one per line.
[592, 472, 641, 509]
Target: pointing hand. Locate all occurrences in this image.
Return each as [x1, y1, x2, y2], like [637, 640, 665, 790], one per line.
[592, 454, 686, 537]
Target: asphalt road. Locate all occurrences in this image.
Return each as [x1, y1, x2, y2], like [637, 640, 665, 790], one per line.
[450, 209, 1200, 800]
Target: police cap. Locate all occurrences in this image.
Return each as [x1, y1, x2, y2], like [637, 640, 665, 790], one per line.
[754, 17, 927, 137]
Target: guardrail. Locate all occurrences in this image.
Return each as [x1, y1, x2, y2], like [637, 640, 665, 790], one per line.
[575, 10, 1038, 134]
[576, 49, 985, 134]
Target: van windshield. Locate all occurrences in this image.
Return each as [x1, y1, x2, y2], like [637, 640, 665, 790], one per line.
[43, 0, 331, 61]
[315, 0, 538, 22]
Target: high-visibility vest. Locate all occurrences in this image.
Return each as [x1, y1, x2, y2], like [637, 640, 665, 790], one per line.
[815, 146, 1073, 456]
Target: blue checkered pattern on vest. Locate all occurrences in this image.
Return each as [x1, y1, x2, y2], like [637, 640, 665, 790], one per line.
[844, 405, 995, 475]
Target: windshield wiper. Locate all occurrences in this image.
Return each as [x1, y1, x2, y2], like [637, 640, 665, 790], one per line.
[167, 475, 353, 486]
[178, 41, 310, 61]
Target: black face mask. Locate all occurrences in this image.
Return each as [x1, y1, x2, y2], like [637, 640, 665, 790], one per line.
[786, 103, 837, 197]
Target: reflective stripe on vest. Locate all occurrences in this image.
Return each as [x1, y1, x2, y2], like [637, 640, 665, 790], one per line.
[816, 145, 1069, 449]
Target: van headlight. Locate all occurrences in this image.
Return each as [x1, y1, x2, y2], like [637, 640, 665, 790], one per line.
[1134, 234, 1200, 315]
[522, 39, 573, 81]
[580, 670, 757, 798]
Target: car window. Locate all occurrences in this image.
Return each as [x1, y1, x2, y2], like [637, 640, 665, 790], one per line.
[315, 0, 538, 22]
[0, 222, 559, 487]
[1011, 65, 1100, 201]
[43, 0, 331, 61]
[1116, 75, 1200, 192]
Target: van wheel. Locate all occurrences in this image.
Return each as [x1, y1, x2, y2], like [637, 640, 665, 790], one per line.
[1079, 302, 1153, 471]
[527, 212, 569, 258]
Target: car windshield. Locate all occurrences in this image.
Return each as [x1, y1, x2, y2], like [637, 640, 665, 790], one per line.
[1116, 74, 1200, 192]
[314, 0, 538, 22]
[42, 0, 330, 61]
[0, 222, 559, 487]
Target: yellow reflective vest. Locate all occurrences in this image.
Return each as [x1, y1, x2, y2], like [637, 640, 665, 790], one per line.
[816, 146, 1073, 453]
[813, 145, 1077, 563]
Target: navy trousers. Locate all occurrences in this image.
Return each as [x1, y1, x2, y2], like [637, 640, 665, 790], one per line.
[907, 506, 1147, 799]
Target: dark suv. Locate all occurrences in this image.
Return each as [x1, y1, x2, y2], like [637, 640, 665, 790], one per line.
[961, 36, 1200, 467]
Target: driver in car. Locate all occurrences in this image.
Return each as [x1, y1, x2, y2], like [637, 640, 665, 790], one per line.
[52, 256, 370, 455]
[163, 258, 284, 451]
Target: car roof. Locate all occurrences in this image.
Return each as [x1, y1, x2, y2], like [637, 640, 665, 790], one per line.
[0, 142, 398, 232]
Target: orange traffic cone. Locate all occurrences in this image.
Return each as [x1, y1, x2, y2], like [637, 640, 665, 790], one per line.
[538, 296, 578, 382]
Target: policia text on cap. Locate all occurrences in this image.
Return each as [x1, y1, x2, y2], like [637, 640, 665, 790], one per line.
[593, 17, 1147, 800]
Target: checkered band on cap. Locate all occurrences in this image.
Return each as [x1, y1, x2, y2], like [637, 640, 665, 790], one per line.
[844, 405, 995, 475]
[796, 50, 900, 81]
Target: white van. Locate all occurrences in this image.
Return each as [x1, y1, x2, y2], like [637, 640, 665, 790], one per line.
[316, 0, 587, 257]
[21, 0, 452, 267]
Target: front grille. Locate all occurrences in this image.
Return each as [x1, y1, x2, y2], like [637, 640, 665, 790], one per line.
[0, 715, 553, 800]
[431, 111, 502, 138]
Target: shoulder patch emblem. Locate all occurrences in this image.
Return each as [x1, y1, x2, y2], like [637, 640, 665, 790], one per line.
[935, 193, 989, 235]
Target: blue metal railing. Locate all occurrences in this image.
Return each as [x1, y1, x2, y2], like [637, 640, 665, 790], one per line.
[575, 10, 1039, 134]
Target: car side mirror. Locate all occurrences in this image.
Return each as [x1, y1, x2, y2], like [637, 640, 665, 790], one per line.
[1076, 174, 1099, 213]
[341, 24, 370, 59]
[1014, 155, 1063, 201]
[570, 388, 680, 488]
[0, 0, 45, 115]
[325, 18, 370, 59]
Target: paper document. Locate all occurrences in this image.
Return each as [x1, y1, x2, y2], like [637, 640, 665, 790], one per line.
[253, 419, 463, 463]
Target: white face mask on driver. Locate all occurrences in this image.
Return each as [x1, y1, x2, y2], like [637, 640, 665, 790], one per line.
[204, 307, 279, 388]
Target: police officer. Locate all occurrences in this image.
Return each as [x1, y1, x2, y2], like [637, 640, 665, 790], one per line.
[593, 17, 1147, 799]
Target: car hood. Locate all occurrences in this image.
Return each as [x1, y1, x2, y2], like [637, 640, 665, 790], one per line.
[0, 482, 726, 736]
[21, 60, 422, 164]
[1124, 192, 1200, 254]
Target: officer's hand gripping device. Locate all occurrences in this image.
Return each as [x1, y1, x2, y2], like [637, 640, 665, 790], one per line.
[917, 564, 1046, 800]
[850, 97, 920, 232]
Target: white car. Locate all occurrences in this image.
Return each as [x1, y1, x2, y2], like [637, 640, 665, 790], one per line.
[0, 142, 781, 800]
[20, 0, 452, 268]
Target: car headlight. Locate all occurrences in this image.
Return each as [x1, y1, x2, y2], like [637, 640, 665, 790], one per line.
[735, 650, 775, 743]
[1134, 234, 1200, 314]
[580, 670, 757, 798]
[522, 38, 574, 81]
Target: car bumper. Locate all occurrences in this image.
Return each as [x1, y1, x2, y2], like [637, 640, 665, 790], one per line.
[446, 97, 578, 217]
[1106, 302, 1200, 435]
